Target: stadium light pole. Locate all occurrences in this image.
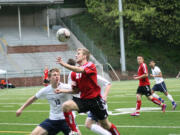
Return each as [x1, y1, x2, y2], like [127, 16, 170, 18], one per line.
[118, 0, 126, 72]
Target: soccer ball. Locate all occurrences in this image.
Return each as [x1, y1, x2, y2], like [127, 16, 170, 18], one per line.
[56, 28, 70, 42]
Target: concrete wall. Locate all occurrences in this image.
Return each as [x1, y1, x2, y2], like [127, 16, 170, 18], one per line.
[0, 6, 47, 27]
[0, 7, 85, 27]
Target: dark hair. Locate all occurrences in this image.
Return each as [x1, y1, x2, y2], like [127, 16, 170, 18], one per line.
[150, 60, 155, 63]
[67, 59, 76, 66]
[48, 68, 60, 78]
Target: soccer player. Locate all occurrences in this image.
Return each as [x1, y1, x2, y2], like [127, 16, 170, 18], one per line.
[43, 66, 49, 86]
[67, 58, 111, 135]
[131, 56, 166, 116]
[67, 58, 76, 87]
[55, 48, 120, 135]
[149, 60, 177, 110]
[16, 68, 72, 135]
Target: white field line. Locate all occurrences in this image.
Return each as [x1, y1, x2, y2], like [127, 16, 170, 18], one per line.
[110, 89, 180, 94]
[0, 98, 30, 100]
[1, 95, 180, 100]
[107, 101, 180, 103]
[0, 103, 48, 105]
[109, 94, 180, 97]
[0, 110, 49, 112]
[0, 122, 180, 129]
[0, 110, 180, 113]
[0, 101, 180, 104]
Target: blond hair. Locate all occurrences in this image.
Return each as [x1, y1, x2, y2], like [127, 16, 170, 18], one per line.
[77, 48, 90, 61]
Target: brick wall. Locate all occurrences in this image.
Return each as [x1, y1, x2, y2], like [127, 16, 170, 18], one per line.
[0, 75, 68, 87]
[7, 44, 68, 54]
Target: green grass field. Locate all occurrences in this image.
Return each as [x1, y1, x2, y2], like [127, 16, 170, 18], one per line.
[0, 78, 180, 135]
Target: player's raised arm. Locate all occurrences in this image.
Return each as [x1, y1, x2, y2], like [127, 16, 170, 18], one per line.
[16, 96, 37, 117]
[56, 57, 84, 73]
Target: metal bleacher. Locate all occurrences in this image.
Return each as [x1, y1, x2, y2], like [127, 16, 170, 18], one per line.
[0, 26, 76, 78]
[0, 26, 61, 46]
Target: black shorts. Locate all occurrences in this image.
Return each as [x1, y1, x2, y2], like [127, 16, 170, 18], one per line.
[73, 96, 108, 120]
[137, 85, 152, 97]
[152, 81, 167, 93]
[44, 79, 49, 84]
[39, 119, 70, 135]
[87, 111, 98, 122]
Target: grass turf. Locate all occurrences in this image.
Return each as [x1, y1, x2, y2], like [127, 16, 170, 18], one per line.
[0, 78, 179, 135]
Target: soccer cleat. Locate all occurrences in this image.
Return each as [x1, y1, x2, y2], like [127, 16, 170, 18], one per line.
[172, 103, 177, 110]
[130, 112, 140, 116]
[69, 131, 78, 135]
[162, 104, 166, 112]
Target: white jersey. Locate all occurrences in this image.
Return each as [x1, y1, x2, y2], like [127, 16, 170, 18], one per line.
[68, 72, 111, 96]
[97, 75, 111, 95]
[151, 66, 164, 84]
[35, 83, 72, 120]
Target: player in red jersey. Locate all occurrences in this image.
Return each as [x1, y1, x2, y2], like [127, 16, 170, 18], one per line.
[131, 56, 166, 116]
[55, 48, 120, 135]
[43, 66, 49, 87]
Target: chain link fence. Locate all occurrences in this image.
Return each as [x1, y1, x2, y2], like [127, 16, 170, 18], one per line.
[58, 16, 108, 65]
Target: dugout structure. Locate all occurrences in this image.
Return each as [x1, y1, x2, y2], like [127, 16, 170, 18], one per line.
[0, 0, 63, 39]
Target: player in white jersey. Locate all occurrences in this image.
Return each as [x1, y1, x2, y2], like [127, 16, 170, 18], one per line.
[16, 68, 72, 135]
[85, 75, 112, 135]
[149, 61, 177, 110]
[67, 58, 111, 135]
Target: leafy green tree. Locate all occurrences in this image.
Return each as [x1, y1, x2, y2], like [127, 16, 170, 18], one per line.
[85, 0, 180, 46]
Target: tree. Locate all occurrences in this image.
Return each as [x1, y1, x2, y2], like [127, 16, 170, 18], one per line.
[85, 0, 180, 46]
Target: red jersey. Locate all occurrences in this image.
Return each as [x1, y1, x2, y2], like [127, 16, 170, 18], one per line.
[138, 63, 150, 86]
[44, 69, 48, 80]
[71, 62, 101, 99]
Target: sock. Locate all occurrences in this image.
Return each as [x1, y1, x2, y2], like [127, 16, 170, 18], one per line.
[151, 97, 161, 106]
[152, 93, 162, 101]
[109, 124, 120, 135]
[152, 93, 160, 99]
[91, 124, 111, 135]
[172, 101, 175, 105]
[167, 94, 174, 103]
[136, 100, 141, 112]
[64, 112, 78, 132]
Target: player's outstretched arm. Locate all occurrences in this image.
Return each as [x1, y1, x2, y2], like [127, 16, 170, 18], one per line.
[16, 96, 37, 117]
[55, 87, 79, 94]
[56, 57, 84, 73]
[150, 72, 162, 77]
[103, 84, 111, 102]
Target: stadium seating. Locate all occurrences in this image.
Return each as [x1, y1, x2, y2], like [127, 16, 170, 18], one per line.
[0, 26, 76, 79]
